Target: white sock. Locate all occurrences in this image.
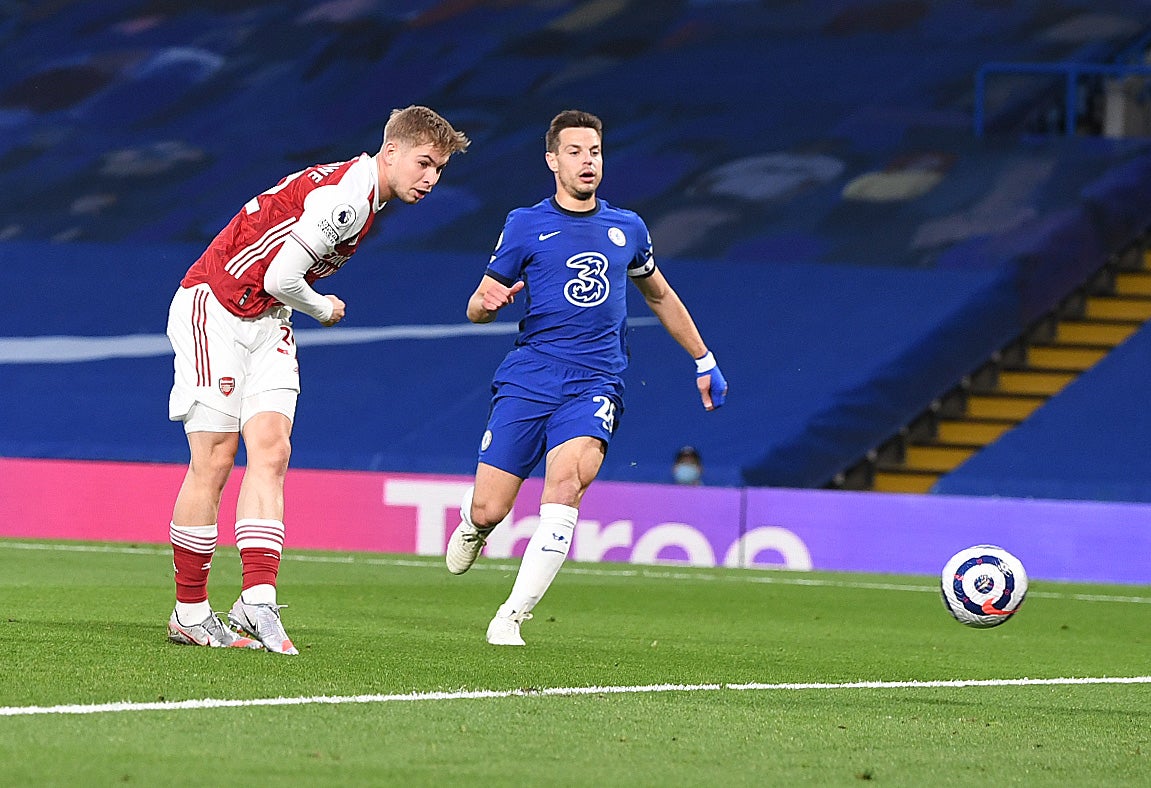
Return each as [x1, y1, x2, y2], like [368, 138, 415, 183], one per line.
[502, 503, 577, 616]
[174, 600, 212, 624]
[460, 485, 477, 528]
[241, 583, 277, 606]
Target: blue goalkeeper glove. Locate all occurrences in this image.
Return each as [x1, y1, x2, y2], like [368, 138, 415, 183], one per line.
[695, 351, 728, 410]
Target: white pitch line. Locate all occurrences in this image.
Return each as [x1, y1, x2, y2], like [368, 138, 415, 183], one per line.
[2, 676, 1150, 718]
[2, 540, 1150, 604]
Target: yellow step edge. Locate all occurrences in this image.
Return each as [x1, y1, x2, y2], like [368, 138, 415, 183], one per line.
[1027, 346, 1107, 371]
[936, 420, 1014, 445]
[995, 370, 1076, 396]
[872, 472, 938, 494]
[966, 395, 1045, 420]
[1055, 322, 1139, 346]
[1114, 272, 1151, 297]
[1084, 297, 1151, 321]
[901, 445, 975, 473]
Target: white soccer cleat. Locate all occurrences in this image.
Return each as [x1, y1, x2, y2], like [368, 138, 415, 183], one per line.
[486, 607, 532, 646]
[227, 598, 299, 655]
[167, 610, 263, 649]
[446, 521, 494, 575]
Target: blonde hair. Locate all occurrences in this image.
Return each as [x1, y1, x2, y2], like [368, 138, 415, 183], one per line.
[383, 105, 470, 155]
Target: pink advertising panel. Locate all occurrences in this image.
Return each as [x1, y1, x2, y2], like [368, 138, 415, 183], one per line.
[743, 487, 1151, 585]
[2, 458, 1148, 584]
[0, 458, 469, 553]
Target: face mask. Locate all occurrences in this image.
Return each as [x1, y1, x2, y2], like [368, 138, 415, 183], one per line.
[673, 462, 701, 485]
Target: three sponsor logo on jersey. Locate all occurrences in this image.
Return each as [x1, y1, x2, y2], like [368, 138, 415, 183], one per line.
[560, 227, 628, 308]
[564, 252, 611, 307]
[497, 225, 642, 308]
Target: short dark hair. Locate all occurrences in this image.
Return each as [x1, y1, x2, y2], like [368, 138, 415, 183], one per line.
[675, 446, 701, 463]
[546, 109, 603, 153]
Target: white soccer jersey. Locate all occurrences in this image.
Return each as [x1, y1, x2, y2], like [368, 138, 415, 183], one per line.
[181, 154, 383, 318]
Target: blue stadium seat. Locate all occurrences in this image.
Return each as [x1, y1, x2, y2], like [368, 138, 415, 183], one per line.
[3, 1, 1151, 494]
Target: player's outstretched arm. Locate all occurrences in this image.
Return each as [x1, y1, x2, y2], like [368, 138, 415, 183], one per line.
[634, 269, 728, 410]
[467, 275, 524, 324]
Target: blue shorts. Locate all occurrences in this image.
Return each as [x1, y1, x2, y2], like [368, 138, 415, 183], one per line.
[478, 348, 624, 479]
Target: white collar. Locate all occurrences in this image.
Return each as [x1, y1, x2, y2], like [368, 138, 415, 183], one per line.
[367, 152, 387, 213]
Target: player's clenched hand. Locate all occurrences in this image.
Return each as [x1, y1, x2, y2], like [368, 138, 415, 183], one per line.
[695, 352, 728, 411]
[481, 280, 525, 312]
[321, 295, 346, 327]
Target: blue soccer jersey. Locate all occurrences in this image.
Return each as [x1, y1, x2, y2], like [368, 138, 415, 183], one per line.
[485, 197, 657, 374]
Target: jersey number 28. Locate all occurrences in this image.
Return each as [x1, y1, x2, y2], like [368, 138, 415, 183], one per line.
[593, 395, 616, 434]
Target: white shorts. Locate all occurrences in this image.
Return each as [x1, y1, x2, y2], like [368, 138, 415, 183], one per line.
[167, 284, 300, 432]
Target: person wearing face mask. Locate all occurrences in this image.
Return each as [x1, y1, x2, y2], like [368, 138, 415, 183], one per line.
[672, 446, 704, 485]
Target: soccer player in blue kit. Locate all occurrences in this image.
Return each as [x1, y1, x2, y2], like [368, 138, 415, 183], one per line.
[446, 110, 728, 645]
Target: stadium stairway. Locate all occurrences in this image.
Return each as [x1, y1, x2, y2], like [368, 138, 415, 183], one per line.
[832, 239, 1151, 494]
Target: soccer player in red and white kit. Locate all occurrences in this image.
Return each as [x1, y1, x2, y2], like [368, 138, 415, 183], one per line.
[165, 106, 469, 653]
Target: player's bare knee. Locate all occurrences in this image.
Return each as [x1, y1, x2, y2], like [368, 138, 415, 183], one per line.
[471, 497, 511, 530]
[188, 454, 233, 493]
[249, 439, 292, 477]
[542, 478, 585, 509]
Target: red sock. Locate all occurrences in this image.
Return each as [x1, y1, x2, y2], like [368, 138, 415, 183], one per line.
[239, 548, 281, 589]
[235, 518, 285, 591]
[169, 523, 217, 604]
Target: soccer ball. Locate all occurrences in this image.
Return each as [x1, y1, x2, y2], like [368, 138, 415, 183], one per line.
[940, 545, 1028, 628]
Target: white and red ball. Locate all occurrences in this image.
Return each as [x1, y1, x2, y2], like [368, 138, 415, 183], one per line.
[940, 545, 1028, 628]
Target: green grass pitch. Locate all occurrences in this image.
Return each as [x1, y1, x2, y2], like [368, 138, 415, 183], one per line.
[1, 538, 1148, 786]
